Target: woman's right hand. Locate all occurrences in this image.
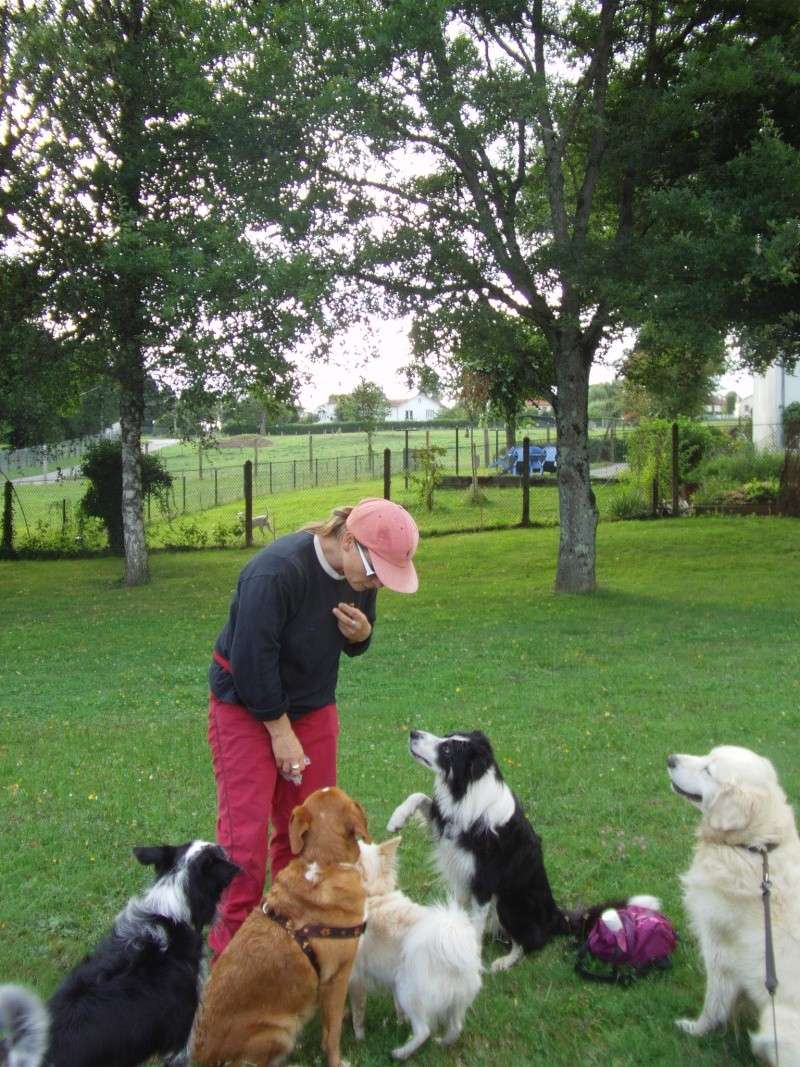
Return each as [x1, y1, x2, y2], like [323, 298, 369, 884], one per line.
[265, 716, 307, 779]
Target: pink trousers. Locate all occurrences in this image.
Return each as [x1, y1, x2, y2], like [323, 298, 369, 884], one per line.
[207, 694, 338, 959]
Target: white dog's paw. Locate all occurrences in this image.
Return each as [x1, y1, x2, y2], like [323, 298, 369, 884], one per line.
[387, 793, 428, 832]
[676, 1017, 709, 1036]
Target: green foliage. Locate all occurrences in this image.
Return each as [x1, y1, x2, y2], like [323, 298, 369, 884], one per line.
[80, 440, 172, 556]
[619, 325, 726, 419]
[588, 382, 625, 421]
[693, 445, 784, 489]
[783, 401, 800, 447]
[410, 445, 447, 512]
[627, 419, 716, 495]
[210, 519, 244, 549]
[158, 519, 210, 550]
[333, 379, 391, 426]
[607, 483, 651, 521]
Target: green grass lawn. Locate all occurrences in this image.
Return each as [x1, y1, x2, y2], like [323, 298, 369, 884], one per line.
[1, 517, 798, 1065]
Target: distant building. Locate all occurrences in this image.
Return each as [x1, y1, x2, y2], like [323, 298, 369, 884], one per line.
[386, 393, 449, 422]
[314, 399, 338, 423]
[752, 365, 800, 449]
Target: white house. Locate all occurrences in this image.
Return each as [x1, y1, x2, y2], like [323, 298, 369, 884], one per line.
[314, 399, 338, 423]
[752, 365, 800, 450]
[386, 392, 449, 422]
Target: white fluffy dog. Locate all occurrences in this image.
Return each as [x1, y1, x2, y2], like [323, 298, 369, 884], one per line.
[350, 837, 482, 1060]
[668, 745, 800, 1066]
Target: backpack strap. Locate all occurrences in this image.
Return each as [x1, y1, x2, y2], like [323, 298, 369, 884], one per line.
[574, 942, 633, 986]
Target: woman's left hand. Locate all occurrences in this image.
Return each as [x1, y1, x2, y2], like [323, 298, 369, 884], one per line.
[333, 602, 372, 643]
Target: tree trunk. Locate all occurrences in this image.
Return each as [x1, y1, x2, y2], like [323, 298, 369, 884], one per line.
[505, 417, 516, 450]
[119, 358, 149, 586]
[555, 345, 597, 593]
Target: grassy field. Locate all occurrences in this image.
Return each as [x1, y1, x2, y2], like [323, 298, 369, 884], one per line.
[1, 517, 798, 1065]
[10, 420, 624, 533]
[12, 473, 624, 544]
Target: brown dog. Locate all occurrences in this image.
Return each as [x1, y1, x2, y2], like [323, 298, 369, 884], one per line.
[192, 787, 370, 1067]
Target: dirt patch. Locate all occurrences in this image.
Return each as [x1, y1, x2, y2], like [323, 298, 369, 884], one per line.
[217, 435, 273, 449]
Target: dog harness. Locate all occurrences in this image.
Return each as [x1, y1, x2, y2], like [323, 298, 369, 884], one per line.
[261, 904, 366, 979]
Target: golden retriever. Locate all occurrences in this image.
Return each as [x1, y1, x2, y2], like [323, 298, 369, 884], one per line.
[668, 745, 800, 1065]
[192, 787, 370, 1067]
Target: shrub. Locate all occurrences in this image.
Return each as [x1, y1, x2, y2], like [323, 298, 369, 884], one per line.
[159, 519, 209, 549]
[693, 445, 784, 488]
[80, 439, 173, 555]
[210, 519, 243, 548]
[411, 445, 447, 512]
[608, 484, 650, 520]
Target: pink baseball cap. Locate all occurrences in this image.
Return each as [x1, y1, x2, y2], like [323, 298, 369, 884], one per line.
[346, 498, 419, 594]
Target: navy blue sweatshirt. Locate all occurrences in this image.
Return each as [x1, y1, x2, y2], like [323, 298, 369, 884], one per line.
[209, 531, 377, 721]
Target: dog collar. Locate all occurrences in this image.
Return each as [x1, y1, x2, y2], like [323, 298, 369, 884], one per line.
[261, 904, 367, 978]
[736, 842, 778, 855]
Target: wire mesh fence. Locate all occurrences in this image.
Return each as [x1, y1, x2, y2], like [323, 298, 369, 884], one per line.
[6, 417, 788, 553]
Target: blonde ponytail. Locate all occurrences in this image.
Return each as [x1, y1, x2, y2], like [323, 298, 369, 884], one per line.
[301, 505, 354, 539]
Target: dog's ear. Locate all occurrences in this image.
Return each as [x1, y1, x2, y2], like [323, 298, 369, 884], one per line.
[707, 785, 755, 832]
[199, 849, 240, 890]
[379, 836, 402, 862]
[348, 800, 371, 844]
[133, 845, 176, 875]
[289, 804, 312, 855]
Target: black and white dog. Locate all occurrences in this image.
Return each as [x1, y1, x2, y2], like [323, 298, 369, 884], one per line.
[0, 841, 238, 1067]
[388, 731, 654, 973]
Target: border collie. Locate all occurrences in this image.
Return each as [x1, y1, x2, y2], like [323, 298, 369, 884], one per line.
[0, 841, 238, 1067]
[388, 730, 645, 973]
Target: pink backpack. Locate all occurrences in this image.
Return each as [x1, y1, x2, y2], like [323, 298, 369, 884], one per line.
[575, 904, 677, 985]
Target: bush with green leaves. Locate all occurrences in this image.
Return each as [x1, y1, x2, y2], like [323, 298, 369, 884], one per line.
[15, 514, 108, 558]
[158, 519, 210, 549]
[692, 445, 784, 489]
[608, 482, 651, 520]
[626, 418, 720, 496]
[80, 439, 172, 555]
[411, 445, 447, 512]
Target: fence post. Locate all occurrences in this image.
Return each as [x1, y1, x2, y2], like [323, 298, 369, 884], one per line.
[269, 461, 273, 494]
[62, 498, 68, 531]
[384, 448, 391, 500]
[672, 422, 680, 516]
[404, 429, 409, 490]
[308, 434, 313, 474]
[455, 427, 459, 476]
[293, 459, 296, 489]
[1, 480, 16, 559]
[651, 476, 659, 517]
[214, 467, 219, 507]
[244, 460, 253, 547]
[315, 457, 319, 487]
[521, 436, 531, 527]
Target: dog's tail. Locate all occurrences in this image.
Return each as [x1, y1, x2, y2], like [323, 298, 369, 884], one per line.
[561, 895, 662, 940]
[404, 901, 483, 979]
[0, 985, 49, 1067]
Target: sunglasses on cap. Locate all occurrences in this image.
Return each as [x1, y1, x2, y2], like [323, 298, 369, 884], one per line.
[354, 540, 376, 578]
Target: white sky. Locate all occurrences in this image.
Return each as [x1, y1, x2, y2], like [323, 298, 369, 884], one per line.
[296, 316, 754, 410]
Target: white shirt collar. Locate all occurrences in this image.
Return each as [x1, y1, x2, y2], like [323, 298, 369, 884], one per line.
[313, 534, 345, 580]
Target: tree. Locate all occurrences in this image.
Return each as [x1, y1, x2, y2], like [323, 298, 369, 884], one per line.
[7, 1, 331, 584]
[283, 0, 800, 591]
[588, 382, 625, 421]
[619, 325, 726, 420]
[334, 379, 390, 458]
